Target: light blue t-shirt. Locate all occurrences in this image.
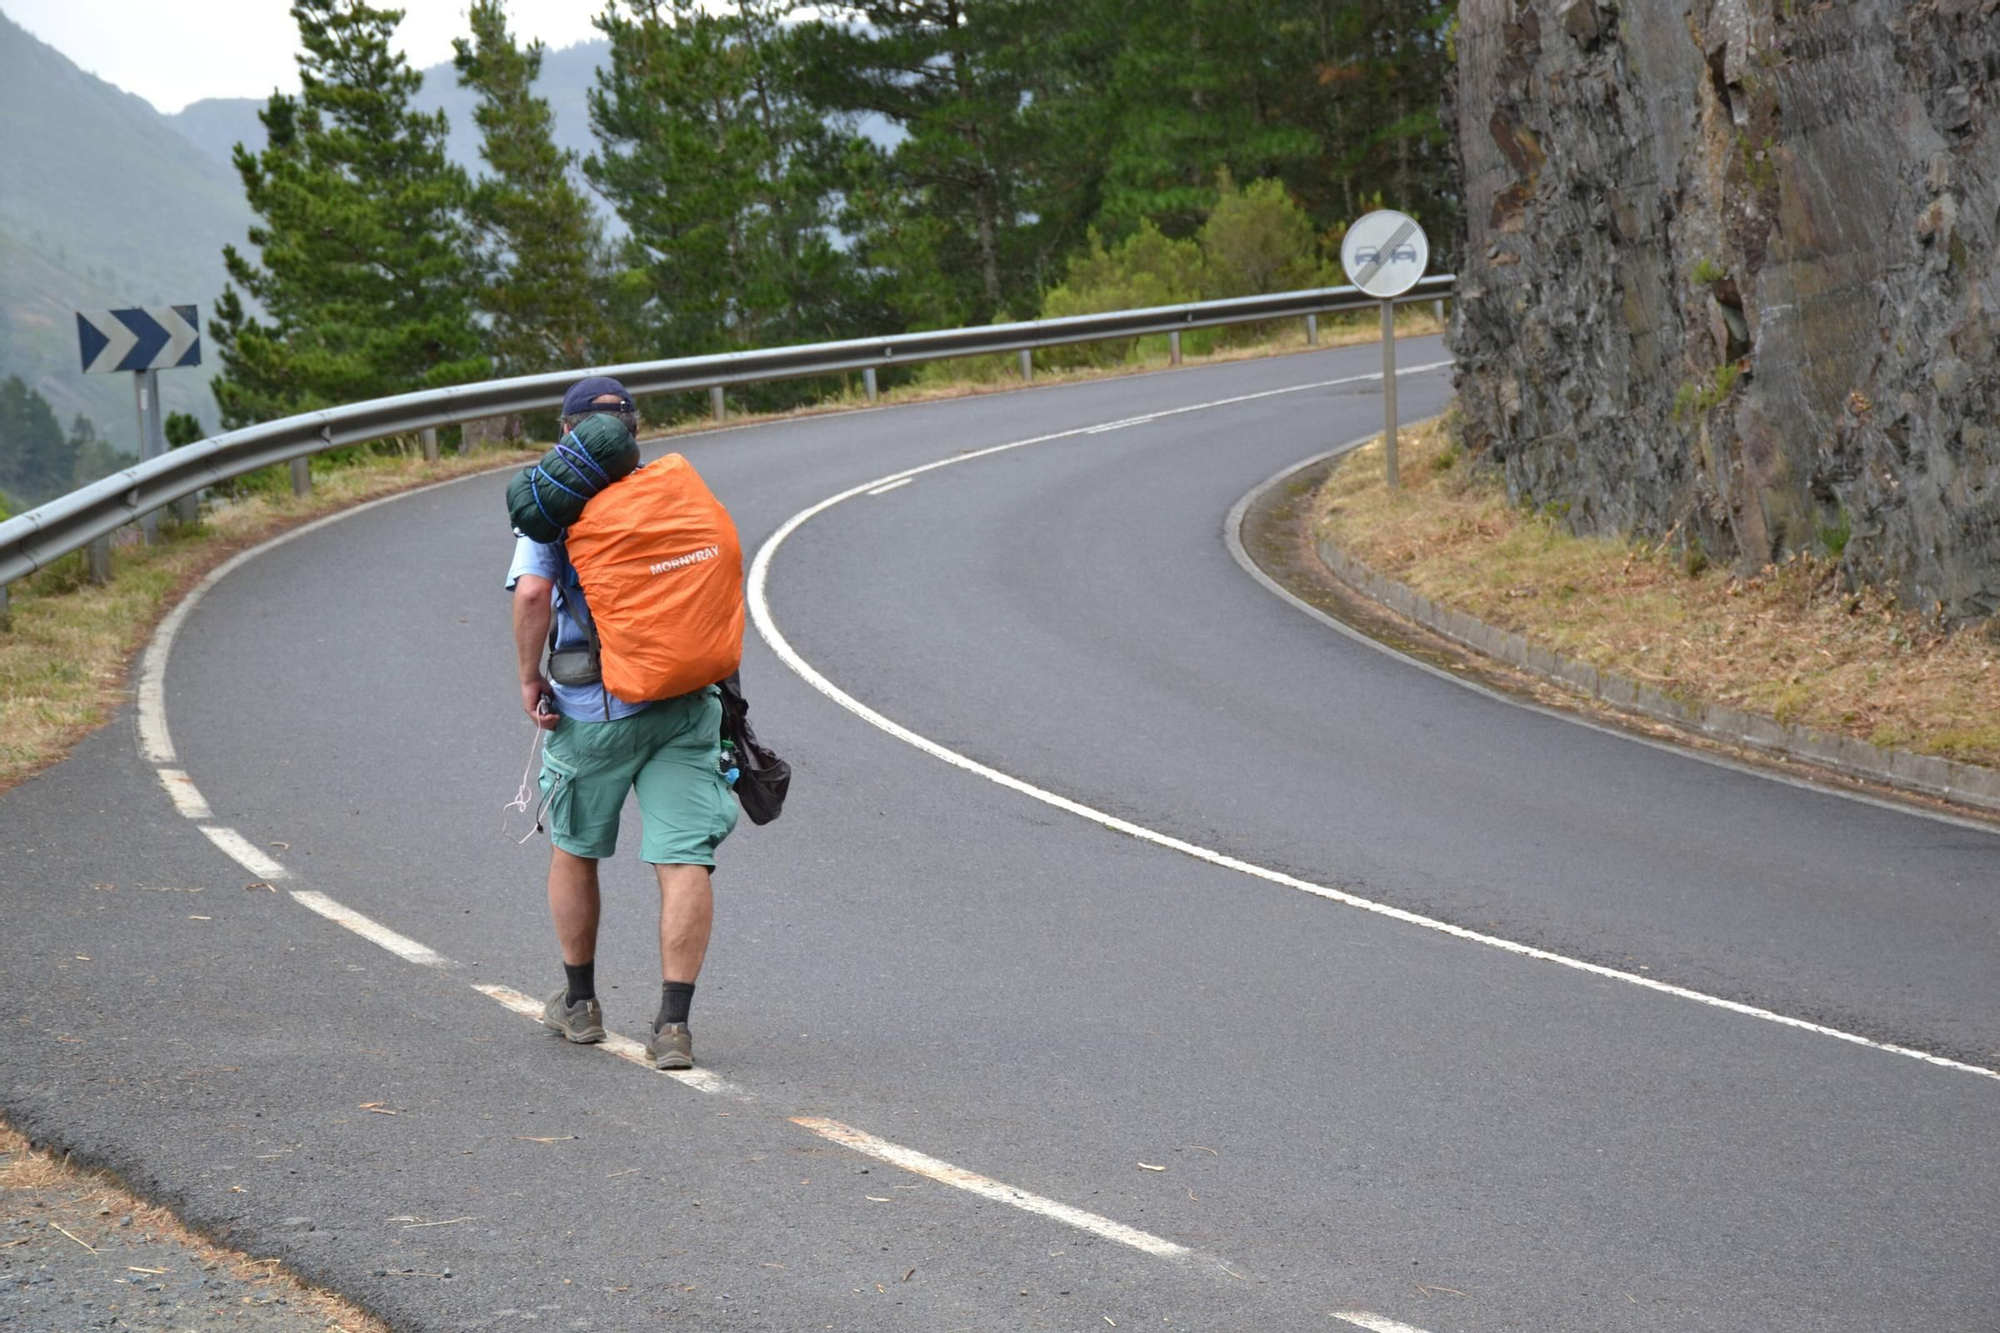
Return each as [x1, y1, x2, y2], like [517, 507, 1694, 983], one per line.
[505, 536, 651, 722]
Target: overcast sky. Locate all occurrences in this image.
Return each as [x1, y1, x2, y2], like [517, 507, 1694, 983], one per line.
[6, 0, 611, 114]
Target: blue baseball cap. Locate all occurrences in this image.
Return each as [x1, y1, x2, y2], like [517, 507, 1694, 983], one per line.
[561, 375, 634, 417]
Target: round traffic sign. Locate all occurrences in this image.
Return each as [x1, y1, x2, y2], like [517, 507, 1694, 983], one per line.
[1340, 209, 1430, 298]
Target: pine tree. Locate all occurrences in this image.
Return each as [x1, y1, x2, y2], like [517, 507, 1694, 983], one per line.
[209, 0, 486, 429]
[453, 0, 610, 376]
[65, 413, 136, 493]
[0, 376, 72, 504]
[1054, 0, 1458, 254]
[587, 0, 861, 356]
[796, 1, 1055, 325]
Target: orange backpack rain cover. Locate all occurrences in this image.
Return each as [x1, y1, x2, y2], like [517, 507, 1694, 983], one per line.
[565, 453, 744, 702]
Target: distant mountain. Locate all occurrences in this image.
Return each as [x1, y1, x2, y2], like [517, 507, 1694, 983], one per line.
[172, 37, 610, 196]
[0, 11, 248, 457]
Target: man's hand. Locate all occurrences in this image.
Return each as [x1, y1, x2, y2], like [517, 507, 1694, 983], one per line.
[522, 676, 560, 731]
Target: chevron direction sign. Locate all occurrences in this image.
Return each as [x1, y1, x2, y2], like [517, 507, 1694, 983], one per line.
[75, 305, 201, 375]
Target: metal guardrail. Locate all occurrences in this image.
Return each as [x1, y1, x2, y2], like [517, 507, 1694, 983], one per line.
[0, 274, 1453, 616]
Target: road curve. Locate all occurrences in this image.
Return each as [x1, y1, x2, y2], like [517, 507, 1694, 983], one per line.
[3, 340, 1996, 1333]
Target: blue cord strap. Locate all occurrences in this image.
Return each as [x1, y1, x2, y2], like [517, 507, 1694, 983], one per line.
[553, 432, 612, 490]
[532, 465, 591, 503]
[530, 471, 561, 536]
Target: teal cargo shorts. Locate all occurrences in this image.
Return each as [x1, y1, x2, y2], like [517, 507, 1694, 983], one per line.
[537, 687, 739, 865]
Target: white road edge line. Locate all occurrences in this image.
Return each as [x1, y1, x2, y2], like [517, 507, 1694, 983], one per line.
[747, 372, 2000, 1084]
[865, 477, 914, 496]
[471, 982, 737, 1096]
[199, 826, 291, 881]
[136, 490, 484, 767]
[791, 1117, 1191, 1259]
[1226, 444, 2000, 839]
[1331, 1313, 1435, 1333]
[290, 889, 453, 967]
[156, 768, 213, 820]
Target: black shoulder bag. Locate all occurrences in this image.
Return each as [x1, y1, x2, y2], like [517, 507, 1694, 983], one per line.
[717, 672, 791, 825]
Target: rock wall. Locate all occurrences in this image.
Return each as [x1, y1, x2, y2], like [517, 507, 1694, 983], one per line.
[1448, 0, 2000, 619]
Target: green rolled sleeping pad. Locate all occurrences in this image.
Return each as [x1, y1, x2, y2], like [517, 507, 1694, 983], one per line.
[506, 413, 641, 543]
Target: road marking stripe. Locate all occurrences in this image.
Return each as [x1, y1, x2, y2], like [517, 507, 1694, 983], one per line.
[289, 889, 453, 967]
[748, 374, 2000, 1084]
[866, 477, 914, 496]
[471, 983, 737, 1096]
[1331, 1313, 1433, 1333]
[199, 826, 290, 881]
[155, 768, 213, 820]
[791, 1117, 1191, 1259]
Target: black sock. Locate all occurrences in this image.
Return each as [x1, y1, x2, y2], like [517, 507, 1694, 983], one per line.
[564, 960, 595, 1006]
[657, 981, 695, 1031]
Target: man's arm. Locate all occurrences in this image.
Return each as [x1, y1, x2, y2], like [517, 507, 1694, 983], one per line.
[513, 574, 559, 730]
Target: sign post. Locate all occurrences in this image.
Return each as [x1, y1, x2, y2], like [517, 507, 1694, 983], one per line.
[76, 304, 202, 549]
[1339, 210, 1430, 491]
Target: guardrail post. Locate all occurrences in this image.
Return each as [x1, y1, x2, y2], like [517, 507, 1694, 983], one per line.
[88, 535, 113, 585]
[0, 580, 10, 631]
[1170, 330, 1182, 366]
[421, 427, 439, 463]
[710, 385, 725, 422]
[291, 458, 312, 498]
[1306, 314, 1319, 347]
[1434, 299, 1446, 325]
[863, 367, 878, 404]
[1019, 349, 1033, 384]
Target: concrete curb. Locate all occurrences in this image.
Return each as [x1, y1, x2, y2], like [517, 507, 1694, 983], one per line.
[1309, 531, 2000, 817]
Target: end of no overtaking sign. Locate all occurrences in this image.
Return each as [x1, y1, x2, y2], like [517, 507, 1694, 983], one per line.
[1340, 210, 1429, 299]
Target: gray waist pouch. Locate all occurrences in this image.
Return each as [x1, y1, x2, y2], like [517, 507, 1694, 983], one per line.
[546, 644, 602, 687]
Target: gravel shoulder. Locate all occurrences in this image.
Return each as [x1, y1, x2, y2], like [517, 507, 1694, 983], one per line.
[1, 1125, 386, 1333]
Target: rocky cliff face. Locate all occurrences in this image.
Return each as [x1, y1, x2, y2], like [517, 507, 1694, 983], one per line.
[1448, 0, 1999, 619]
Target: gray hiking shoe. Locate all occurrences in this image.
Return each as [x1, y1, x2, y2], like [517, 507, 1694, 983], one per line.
[541, 988, 606, 1044]
[646, 1022, 693, 1070]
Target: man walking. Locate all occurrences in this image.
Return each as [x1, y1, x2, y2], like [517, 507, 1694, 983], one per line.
[507, 376, 739, 1070]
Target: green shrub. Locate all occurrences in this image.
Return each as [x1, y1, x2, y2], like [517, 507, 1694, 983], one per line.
[1200, 173, 1332, 300]
[1039, 222, 1207, 368]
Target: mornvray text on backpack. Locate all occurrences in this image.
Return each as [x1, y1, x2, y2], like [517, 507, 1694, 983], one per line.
[564, 454, 744, 704]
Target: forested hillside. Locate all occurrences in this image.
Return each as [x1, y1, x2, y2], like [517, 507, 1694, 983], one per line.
[0, 11, 246, 476]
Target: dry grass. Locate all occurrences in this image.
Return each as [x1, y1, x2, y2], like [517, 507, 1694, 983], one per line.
[1, 1121, 391, 1332]
[0, 446, 540, 794]
[1315, 413, 2000, 769]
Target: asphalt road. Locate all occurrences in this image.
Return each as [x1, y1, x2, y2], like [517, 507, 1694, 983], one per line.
[3, 340, 1996, 1333]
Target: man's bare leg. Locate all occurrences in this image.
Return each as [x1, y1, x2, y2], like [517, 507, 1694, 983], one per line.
[655, 863, 713, 983]
[548, 847, 601, 964]
[649, 864, 712, 1067]
[541, 847, 607, 1042]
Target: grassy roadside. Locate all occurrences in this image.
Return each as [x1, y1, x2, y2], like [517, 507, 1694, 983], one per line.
[0, 309, 1444, 797]
[1313, 413, 2000, 769]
